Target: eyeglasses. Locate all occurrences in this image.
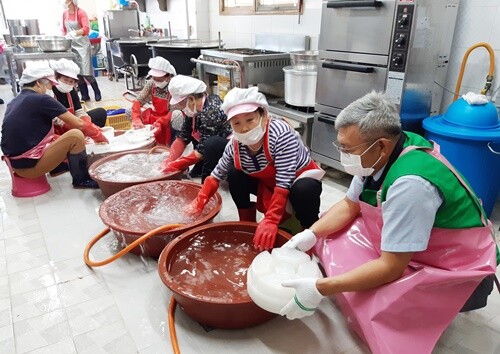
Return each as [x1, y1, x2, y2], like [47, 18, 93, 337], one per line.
[332, 140, 376, 157]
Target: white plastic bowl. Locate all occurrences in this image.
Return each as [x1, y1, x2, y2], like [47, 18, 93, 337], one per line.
[247, 248, 322, 315]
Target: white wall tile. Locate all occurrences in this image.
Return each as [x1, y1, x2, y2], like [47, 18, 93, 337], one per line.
[451, 6, 497, 48]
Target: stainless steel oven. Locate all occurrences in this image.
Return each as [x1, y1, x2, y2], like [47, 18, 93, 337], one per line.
[312, 0, 460, 170]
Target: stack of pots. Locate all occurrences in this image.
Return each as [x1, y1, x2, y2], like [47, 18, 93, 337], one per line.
[283, 50, 319, 107]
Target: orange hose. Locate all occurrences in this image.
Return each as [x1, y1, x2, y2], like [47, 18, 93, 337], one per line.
[453, 42, 495, 101]
[149, 145, 170, 154]
[168, 297, 181, 354]
[83, 223, 183, 267]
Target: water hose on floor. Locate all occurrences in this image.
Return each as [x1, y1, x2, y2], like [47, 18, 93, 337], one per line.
[169, 297, 181, 354]
[453, 42, 495, 101]
[83, 223, 183, 267]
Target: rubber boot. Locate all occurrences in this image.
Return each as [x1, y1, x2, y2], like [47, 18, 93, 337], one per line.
[237, 202, 257, 222]
[90, 80, 102, 102]
[78, 82, 90, 102]
[67, 151, 99, 189]
[49, 161, 69, 177]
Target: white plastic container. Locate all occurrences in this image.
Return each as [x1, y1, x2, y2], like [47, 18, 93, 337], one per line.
[247, 248, 322, 315]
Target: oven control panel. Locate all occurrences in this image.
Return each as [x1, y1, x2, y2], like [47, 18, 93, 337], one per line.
[389, 4, 415, 73]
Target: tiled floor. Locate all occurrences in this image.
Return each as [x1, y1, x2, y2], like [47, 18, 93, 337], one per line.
[0, 78, 500, 354]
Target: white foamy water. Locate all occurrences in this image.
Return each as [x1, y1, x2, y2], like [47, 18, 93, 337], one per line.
[94, 152, 169, 182]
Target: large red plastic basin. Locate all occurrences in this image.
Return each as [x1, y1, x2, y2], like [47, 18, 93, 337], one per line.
[88, 149, 184, 197]
[99, 180, 222, 257]
[158, 222, 291, 329]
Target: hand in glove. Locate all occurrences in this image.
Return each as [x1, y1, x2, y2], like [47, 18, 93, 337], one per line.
[253, 187, 289, 251]
[282, 229, 317, 252]
[280, 278, 323, 320]
[131, 101, 144, 129]
[186, 176, 219, 215]
[162, 151, 200, 174]
[64, 30, 78, 39]
[80, 116, 108, 144]
[160, 138, 187, 171]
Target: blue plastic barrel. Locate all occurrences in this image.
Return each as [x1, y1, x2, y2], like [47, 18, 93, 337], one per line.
[400, 90, 431, 136]
[423, 98, 500, 217]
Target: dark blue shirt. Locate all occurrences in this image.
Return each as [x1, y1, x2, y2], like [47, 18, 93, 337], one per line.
[1, 90, 68, 168]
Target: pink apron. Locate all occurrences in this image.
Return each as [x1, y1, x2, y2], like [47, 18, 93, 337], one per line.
[9, 126, 56, 160]
[313, 143, 497, 354]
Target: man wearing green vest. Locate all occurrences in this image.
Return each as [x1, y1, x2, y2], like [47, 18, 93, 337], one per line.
[278, 92, 497, 354]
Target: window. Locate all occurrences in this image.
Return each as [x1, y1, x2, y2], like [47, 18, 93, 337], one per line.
[220, 0, 301, 15]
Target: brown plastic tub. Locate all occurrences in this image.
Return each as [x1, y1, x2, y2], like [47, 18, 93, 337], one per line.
[88, 148, 184, 197]
[99, 180, 222, 257]
[158, 222, 291, 329]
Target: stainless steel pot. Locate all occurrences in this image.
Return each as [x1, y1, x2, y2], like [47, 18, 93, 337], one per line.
[290, 50, 318, 70]
[36, 36, 72, 52]
[283, 66, 317, 107]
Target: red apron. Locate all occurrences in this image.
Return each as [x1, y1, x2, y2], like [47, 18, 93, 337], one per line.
[9, 126, 56, 160]
[142, 86, 172, 145]
[312, 143, 497, 354]
[233, 120, 320, 215]
[54, 93, 74, 136]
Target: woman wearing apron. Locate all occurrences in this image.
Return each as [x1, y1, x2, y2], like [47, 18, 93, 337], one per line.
[280, 92, 497, 354]
[62, 0, 101, 102]
[1, 64, 100, 189]
[51, 58, 107, 129]
[190, 87, 324, 250]
[160, 75, 232, 182]
[129, 57, 177, 145]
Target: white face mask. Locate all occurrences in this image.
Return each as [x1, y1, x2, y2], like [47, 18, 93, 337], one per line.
[182, 98, 197, 117]
[55, 81, 74, 93]
[339, 140, 381, 176]
[234, 116, 266, 146]
[154, 80, 168, 89]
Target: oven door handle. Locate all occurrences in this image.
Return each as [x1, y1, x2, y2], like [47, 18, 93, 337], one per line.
[317, 116, 337, 125]
[191, 58, 237, 71]
[326, 0, 382, 9]
[321, 61, 375, 73]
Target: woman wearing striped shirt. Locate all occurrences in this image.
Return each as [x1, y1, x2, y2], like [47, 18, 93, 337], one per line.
[190, 87, 324, 250]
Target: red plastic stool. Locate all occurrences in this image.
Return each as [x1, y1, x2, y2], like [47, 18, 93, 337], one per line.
[2, 156, 51, 197]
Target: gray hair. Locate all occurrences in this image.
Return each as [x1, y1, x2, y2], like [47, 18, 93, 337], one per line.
[335, 91, 402, 141]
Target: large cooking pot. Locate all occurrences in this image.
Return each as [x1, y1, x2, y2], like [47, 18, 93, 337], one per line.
[37, 36, 72, 52]
[283, 66, 317, 107]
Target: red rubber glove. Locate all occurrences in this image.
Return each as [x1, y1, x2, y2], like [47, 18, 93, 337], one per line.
[153, 112, 172, 145]
[168, 138, 187, 162]
[131, 100, 144, 129]
[185, 176, 219, 214]
[162, 151, 201, 174]
[80, 116, 109, 144]
[254, 187, 289, 251]
[160, 138, 187, 171]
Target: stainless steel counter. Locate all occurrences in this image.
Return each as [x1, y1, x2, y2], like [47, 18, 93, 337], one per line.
[6, 50, 77, 96]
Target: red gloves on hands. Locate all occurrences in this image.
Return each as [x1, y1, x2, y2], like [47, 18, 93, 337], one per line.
[168, 138, 187, 162]
[153, 112, 172, 145]
[162, 151, 201, 174]
[186, 176, 219, 215]
[131, 101, 144, 129]
[80, 116, 108, 144]
[254, 187, 289, 251]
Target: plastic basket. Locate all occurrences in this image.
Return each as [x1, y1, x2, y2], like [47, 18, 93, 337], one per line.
[103, 105, 131, 130]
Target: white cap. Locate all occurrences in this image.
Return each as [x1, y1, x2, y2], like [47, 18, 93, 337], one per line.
[50, 58, 80, 80]
[19, 63, 58, 87]
[221, 87, 268, 120]
[169, 75, 207, 105]
[148, 57, 176, 77]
